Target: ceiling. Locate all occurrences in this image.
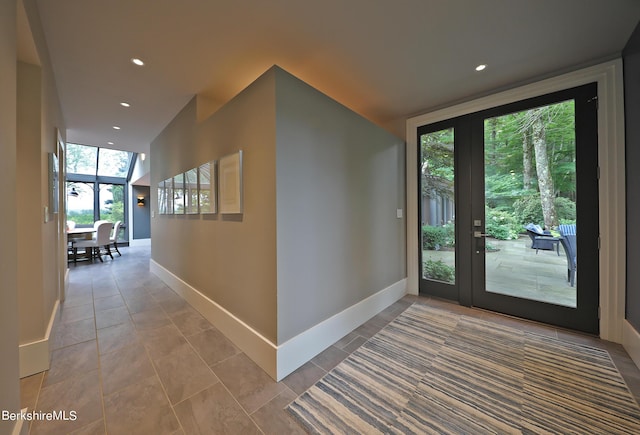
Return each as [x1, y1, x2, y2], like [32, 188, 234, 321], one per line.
[22, 0, 640, 154]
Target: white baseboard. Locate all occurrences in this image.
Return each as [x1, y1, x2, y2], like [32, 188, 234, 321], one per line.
[129, 238, 151, 247]
[63, 268, 70, 302]
[150, 259, 407, 381]
[150, 260, 278, 377]
[622, 319, 640, 371]
[276, 278, 407, 380]
[19, 300, 58, 378]
[11, 408, 28, 435]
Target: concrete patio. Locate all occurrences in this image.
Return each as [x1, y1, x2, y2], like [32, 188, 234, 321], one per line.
[424, 235, 576, 307]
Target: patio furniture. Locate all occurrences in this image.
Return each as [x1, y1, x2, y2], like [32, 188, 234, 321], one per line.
[558, 224, 577, 287]
[524, 223, 560, 255]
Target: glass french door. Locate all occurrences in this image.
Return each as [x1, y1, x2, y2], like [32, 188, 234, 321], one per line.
[419, 83, 599, 333]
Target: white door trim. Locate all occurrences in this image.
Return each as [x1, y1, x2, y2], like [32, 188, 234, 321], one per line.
[406, 59, 626, 342]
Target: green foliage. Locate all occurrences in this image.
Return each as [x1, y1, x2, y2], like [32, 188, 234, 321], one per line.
[100, 184, 125, 222]
[484, 100, 576, 199]
[67, 210, 94, 225]
[422, 224, 454, 250]
[421, 128, 454, 198]
[512, 194, 576, 226]
[512, 195, 544, 225]
[423, 259, 455, 283]
[485, 208, 520, 240]
[554, 196, 577, 222]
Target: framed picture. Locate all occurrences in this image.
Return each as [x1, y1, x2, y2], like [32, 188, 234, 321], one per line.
[173, 173, 185, 214]
[157, 180, 166, 214]
[49, 152, 59, 215]
[185, 168, 199, 214]
[219, 151, 243, 214]
[165, 178, 174, 215]
[198, 160, 217, 214]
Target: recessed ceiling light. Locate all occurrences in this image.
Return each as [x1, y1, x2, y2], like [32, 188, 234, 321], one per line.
[475, 64, 487, 71]
[107, 141, 114, 145]
[120, 102, 130, 108]
[131, 58, 145, 66]
[113, 126, 121, 130]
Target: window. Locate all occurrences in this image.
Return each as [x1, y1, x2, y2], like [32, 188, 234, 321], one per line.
[66, 143, 98, 176]
[67, 143, 133, 177]
[66, 144, 135, 243]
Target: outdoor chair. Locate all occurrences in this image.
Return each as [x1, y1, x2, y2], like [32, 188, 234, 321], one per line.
[524, 223, 560, 254]
[558, 224, 577, 287]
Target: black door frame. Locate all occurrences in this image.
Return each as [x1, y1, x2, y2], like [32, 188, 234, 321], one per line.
[418, 83, 599, 333]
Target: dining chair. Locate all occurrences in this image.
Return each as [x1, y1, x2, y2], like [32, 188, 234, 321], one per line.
[110, 221, 122, 256]
[73, 221, 113, 263]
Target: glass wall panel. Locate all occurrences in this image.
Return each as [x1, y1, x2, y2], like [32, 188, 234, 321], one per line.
[484, 100, 577, 307]
[97, 148, 133, 177]
[66, 144, 98, 176]
[66, 182, 95, 225]
[420, 128, 456, 284]
[99, 183, 125, 224]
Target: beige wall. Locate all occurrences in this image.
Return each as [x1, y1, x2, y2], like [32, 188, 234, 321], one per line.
[0, 0, 21, 431]
[152, 66, 406, 348]
[25, 0, 66, 329]
[152, 69, 278, 342]
[17, 61, 46, 342]
[13, 0, 67, 378]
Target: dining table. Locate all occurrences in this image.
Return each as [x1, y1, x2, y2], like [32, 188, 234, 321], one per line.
[67, 227, 96, 263]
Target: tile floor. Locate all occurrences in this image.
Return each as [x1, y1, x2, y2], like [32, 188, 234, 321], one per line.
[20, 246, 640, 434]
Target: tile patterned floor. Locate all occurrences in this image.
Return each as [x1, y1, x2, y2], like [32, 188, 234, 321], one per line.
[19, 246, 640, 434]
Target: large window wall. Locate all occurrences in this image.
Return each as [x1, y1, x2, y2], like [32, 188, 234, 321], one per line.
[66, 143, 135, 242]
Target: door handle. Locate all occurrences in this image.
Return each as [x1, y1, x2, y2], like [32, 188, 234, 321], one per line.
[474, 231, 489, 238]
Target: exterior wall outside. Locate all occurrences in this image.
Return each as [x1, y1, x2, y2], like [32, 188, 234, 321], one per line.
[151, 69, 278, 342]
[274, 68, 406, 343]
[624, 22, 640, 333]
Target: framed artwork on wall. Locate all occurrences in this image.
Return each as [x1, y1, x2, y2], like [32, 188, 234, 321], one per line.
[165, 178, 174, 215]
[198, 160, 217, 214]
[219, 151, 243, 214]
[173, 173, 185, 214]
[48, 152, 59, 216]
[157, 180, 166, 214]
[185, 168, 199, 214]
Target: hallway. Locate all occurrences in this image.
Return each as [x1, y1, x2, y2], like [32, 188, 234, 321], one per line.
[19, 246, 640, 434]
[21, 246, 411, 434]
